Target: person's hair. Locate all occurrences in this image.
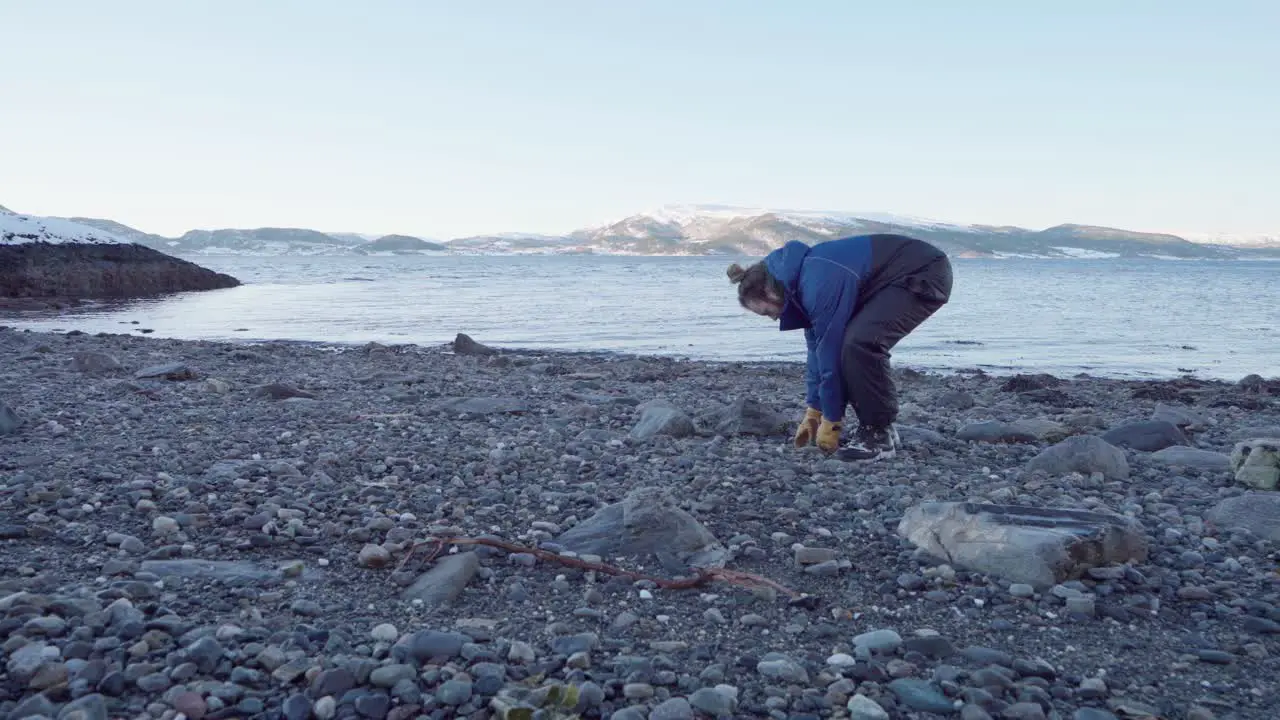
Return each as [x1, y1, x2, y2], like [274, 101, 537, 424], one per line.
[727, 261, 784, 308]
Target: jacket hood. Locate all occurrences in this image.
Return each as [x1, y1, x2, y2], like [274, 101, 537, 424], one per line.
[762, 240, 812, 330]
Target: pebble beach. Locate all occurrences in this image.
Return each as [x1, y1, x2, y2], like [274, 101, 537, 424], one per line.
[1, 326, 1278, 720]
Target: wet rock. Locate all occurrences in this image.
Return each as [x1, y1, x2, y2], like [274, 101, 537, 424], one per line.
[434, 396, 529, 417]
[898, 502, 1149, 589]
[1026, 435, 1130, 480]
[887, 678, 958, 714]
[957, 421, 1038, 444]
[135, 362, 195, 380]
[71, 351, 122, 373]
[452, 332, 497, 356]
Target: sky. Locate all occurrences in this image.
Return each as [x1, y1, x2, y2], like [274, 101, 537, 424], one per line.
[1, 0, 1277, 240]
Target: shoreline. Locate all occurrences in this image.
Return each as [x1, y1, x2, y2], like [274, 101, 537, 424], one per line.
[1, 327, 1278, 719]
[0, 323, 1269, 386]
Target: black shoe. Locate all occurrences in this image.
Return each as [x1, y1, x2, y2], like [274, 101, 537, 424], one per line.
[837, 424, 899, 462]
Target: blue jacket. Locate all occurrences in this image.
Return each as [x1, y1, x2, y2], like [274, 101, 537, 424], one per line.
[763, 237, 873, 422]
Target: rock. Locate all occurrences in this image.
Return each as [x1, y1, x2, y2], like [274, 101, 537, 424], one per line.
[555, 486, 727, 572]
[898, 502, 1149, 590]
[1229, 438, 1280, 490]
[135, 362, 195, 380]
[956, 421, 1038, 444]
[401, 551, 479, 606]
[853, 629, 903, 654]
[756, 656, 808, 684]
[1149, 446, 1231, 472]
[847, 693, 891, 720]
[1026, 435, 1130, 480]
[1000, 374, 1061, 392]
[71, 351, 122, 373]
[140, 559, 311, 583]
[631, 400, 696, 441]
[1009, 418, 1073, 443]
[1100, 420, 1188, 452]
[887, 678, 958, 714]
[688, 687, 737, 718]
[254, 383, 317, 400]
[0, 219, 240, 301]
[693, 397, 788, 436]
[1151, 403, 1209, 431]
[935, 389, 975, 410]
[1206, 493, 1280, 542]
[358, 544, 392, 568]
[434, 396, 529, 417]
[648, 697, 695, 720]
[452, 333, 497, 356]
[0, 399, 21, 435]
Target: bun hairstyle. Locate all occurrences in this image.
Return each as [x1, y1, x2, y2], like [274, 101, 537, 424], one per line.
[727, 260, 785, 309]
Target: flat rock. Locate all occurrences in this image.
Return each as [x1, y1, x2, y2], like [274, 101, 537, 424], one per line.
[956, 421, 1038, 444]
[135, 362, 196, 380]
[0, 399, 21, 435]
[1229, 438, 1280, 490]
[694, 397, 788, 436]
[1149, 446, 1231, 472]
[434, 396, 528, 416]
[1100, 420, 1188, 452]
[71, 351, 122, 373]
[140, 559, 319, 584]
[898, 502, 1149, 590]
[555, 486, 727, 573]
[255, 383, 317, 400]
[1206, 493, 1280, 542]
[1027, 435, 1130, 480]
[1151, 402, 1210, 431]
[401, 551, 479, 606]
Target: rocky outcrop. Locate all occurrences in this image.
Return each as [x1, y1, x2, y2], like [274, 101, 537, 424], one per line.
[0, 210, 240, 307]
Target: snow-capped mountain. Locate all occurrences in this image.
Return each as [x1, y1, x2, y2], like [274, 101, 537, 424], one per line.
[2, 209, 130, 246]
[8, 201, 1278, 259]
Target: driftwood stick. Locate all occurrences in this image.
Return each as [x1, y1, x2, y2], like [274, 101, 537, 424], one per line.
[396, 535, 805, 599]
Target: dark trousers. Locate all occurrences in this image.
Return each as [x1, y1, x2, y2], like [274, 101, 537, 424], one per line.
[840, 254, 953, 428]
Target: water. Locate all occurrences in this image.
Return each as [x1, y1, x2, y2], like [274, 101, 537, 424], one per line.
[4, 255, 1277, 380]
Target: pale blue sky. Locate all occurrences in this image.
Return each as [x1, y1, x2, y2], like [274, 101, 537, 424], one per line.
[2, 1, 1276, 239]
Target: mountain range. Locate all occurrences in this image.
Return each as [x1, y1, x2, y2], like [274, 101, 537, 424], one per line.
[11, 203, 1280, 260]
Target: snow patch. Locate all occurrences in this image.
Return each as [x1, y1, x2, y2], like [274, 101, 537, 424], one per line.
[1049, 246, 1121, 259]
[0, 209, 130, 246]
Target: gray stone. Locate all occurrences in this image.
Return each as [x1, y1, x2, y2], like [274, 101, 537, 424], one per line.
[648, 697, 695, 720]
[56, 693, 109, 720]
[693, 397, 788, 437]
[0, 399, 20, 435]
[1149, 446, 1231, 472]
[1026, 435, 1130, 480]
[898, 502, 1149, 590]
[1229, 438, 1280, 490]
[555, 486, 726, 572]
[756, 657, 808, 683]
[1206, 493, 1280, 542]
[1100, 420, 1188, 452]
[631, 400, 696, 441]
[956, 421, 1037, 444]
[887, 678, 958, 714]
[847, 693, 891, 720]
[135, 362, 195, 380]
[897, 425, 947, 446]
[452, 333, 497, 356]
[853, 629, 903, 654]
[140, 559, 318, 584]
[1151, 403, 1209, 431]
[434, 396, 528, 417]
[71, 351, 122, 374]
[401, 551, 479, 606]
[688, 687, 737, 718]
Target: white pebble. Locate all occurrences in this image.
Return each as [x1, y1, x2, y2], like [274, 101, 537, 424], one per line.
[638, 589, 654, 600]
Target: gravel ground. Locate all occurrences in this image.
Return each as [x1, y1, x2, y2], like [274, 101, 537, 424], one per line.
[1, 327, 1278, 720]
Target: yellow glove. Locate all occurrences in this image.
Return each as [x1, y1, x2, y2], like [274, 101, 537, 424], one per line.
[793, 407, 822, 447]
[816, 418, 842, 453]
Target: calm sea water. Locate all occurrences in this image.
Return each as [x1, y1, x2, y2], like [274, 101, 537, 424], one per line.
[4, 255, 1277, 380]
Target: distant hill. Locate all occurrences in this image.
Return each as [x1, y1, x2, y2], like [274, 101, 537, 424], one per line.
[4, 201, 1274, 259]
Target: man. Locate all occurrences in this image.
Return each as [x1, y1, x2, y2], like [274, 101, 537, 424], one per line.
[726, 233, 953, 461]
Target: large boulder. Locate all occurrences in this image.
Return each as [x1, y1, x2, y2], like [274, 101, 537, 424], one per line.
[0, 210, 239, 306]
[1230, 438, 1280, 490]
[555, 487, 727, 573]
